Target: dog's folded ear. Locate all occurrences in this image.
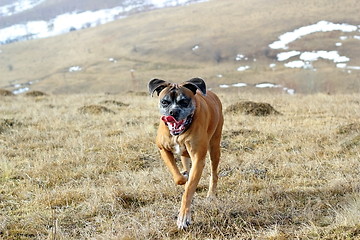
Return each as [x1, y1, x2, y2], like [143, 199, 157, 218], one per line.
[182, 77, 206, 96]
[148, 79, 170, 97]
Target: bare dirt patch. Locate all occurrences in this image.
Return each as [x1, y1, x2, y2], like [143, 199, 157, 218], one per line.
[113, 189, 154, 209]
[225, 101, 281, 116]
[78, 105, 115, 114]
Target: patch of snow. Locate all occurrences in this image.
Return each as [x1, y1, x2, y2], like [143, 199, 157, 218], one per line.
[0, 0, 46, 17]
[216, 74, 223, 78]
[282, 50, 349, 69]
[336, 63, 347, 68]
[149, 0, 207, 7]
[192, 45, 200, 51]
[277, 51, 301, 61]
[0, 21, 48, 43]
[69, 66, 82, 72]
[237, 66, 250, 71]
[337, 64, 360, 70]
[13, 87, 30, 94]
[0, 0, 208, 44]
[232, 83, 247, 87]
[354, 36, 360, 40]
[255, 83, 281, 88]
[8, 79, 40, 94]
[284, 61, 305, 68]
[283, 88, 295, 95]
[347, 66, 360, 70]
[269, 63, 276, 68]
[340, 36, 348, 40]
[269, 20, 358, 49]
[334, 56, 350, 63]
[219, 82, 295, 95]
[335, 42, 342, 46]
[299, 51, 347, 62]
[235, 54, 245, 61]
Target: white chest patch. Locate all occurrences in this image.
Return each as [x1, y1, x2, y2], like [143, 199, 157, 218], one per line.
[172, 137, 185, 155]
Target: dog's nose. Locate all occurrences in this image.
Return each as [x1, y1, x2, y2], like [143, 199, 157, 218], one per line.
[169, 109, 180, 119]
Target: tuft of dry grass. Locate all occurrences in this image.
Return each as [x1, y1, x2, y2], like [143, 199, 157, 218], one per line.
[0, 89, 14, 96]
[0, 91, 360, 239]
[0, 118, 22, 134]
[337, 122, 360, 135]
[25, 90, 48, 97]
[99, 100, 129, 108]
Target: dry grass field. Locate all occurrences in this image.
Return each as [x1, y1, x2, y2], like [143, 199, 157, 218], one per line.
[1, 0, 360, 239]
[1, 90, 360, 239]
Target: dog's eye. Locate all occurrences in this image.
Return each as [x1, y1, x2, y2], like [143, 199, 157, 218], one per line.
[178, 99, 189, 107]
[161, 99, 170, 106]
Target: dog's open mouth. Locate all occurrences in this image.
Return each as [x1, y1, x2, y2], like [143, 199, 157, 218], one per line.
[161, 115, 192, 136]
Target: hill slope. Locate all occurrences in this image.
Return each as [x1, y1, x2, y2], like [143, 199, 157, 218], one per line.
[0, 0, 359, 94]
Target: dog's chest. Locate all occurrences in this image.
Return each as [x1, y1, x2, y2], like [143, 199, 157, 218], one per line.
[172, 137, 186, 155]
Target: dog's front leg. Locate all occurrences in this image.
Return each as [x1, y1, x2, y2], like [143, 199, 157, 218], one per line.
[177, 147, 206, 229]
[159, 149, 187, 185]
[180, 156, 191, 179]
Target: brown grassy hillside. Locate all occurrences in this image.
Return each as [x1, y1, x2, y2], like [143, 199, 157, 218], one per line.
[1, 91, 360, 239]
[0, 0, 359, 94]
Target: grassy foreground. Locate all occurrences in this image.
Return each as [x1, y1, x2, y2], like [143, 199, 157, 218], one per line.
[1, 90, 360, 239]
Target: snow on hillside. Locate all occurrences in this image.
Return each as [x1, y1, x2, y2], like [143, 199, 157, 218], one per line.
[215, 20, 360, 94]
[0, 0, 46, 17]
[269, 21, 358, 50]
[0, 0, 207, 45]
[268, 21, 360, 71]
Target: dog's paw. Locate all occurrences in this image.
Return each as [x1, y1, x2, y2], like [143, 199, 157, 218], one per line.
[177, 211, 191, 229]
[206, 192, 217, 200]
[175, 172, 189, 185]
[181, 171, 189, 180]
[175, 175, 187, 185]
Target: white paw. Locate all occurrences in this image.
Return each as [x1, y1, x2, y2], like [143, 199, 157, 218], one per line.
[206, 192, 217, 200]
[181, 171, 189, 180]
[177, 211, 191, 229]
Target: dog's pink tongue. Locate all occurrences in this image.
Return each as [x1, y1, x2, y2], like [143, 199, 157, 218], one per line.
[161, 115, 176, 123]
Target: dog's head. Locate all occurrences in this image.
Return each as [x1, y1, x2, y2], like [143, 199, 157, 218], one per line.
[148, 77, 206, 135]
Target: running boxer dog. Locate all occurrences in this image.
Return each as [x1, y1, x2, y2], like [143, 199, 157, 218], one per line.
[148, 77, 223, 229]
